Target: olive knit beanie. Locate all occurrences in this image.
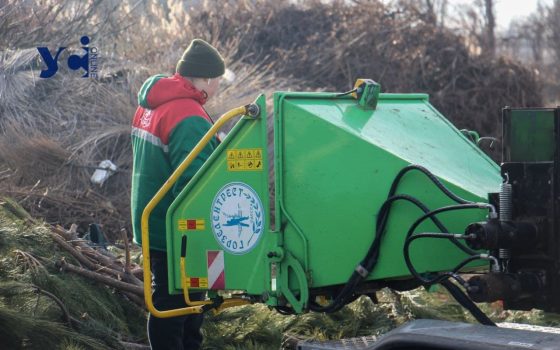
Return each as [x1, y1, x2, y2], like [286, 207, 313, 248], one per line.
[176, 39, 225, 78]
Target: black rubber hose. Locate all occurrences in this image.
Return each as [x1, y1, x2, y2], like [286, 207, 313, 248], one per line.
[440, 279, 496, 326]
[406, 244, 489, 285]
[333, 88, 358, 97]
[403, 233, 477, 284]
[366, 195, 476, 271]
[378, 165, 481, 269]
[311, 166, 481, 313]
[388, 164, 473, 205]
[377, 166, 478, 257]
[402, 204, 487, 285]
[407, 233, 471, 241]
[311, 196, 477, 313]
[400, 204, 496, 326]
[368, 166, 479, 281]
[311, 194, 455, 313]
[387, 166, 495, 326]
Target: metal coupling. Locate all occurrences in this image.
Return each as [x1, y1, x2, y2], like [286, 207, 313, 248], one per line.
[245, 103, 260, 118]
[355, 264, 369, 278]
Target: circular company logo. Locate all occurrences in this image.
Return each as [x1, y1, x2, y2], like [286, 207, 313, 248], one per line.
[210, 182, 264, 254]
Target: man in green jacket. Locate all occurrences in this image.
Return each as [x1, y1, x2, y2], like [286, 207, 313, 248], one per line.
[130, 39, 224, 349]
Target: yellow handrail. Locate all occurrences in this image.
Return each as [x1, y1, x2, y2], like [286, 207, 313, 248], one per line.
[141, 105, 254, 318]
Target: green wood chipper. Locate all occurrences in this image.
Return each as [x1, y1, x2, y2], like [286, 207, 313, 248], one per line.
[141, 80, 560, 349]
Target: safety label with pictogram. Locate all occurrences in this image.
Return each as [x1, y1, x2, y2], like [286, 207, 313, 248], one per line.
[226, 148, 263, 171]
[207, 250, 225, 289]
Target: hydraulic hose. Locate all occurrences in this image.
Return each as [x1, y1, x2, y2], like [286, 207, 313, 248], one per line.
[311, 194, 472, 313]
[404, 233, 498, 285]
[370, 195, 477, 264]
[310, 164, 492, 315]
[402, 204, 494, 285]
[376, 166, 485, 259]
[388, 164, 474, 205]
[386, 166, 497, 325]
[402, 206, 498, 326]
[440, 279, 496, 326]
[309, 195, 438, 312]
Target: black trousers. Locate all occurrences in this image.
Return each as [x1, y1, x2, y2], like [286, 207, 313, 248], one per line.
[148, 250, 204, 350]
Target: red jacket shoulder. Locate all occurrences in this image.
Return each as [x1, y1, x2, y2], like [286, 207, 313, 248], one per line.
[157, 98, 212, 144]
[132, 98, 212, 145]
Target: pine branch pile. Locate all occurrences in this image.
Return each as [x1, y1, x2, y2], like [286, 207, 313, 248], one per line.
[1, 198, 560, 349]
[0, 198, 147, 349]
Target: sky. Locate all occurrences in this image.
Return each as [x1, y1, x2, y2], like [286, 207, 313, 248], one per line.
[372, 0, 554, 30]
[454, 0, 554, 29]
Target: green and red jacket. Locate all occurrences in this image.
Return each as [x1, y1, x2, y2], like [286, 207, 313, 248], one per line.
[131, 73, 219, 251]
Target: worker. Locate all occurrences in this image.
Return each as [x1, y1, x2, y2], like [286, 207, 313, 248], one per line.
[130, 39, 224, 349]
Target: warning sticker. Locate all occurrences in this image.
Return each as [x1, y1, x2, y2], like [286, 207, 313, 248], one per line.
[178, 219, 205, 231]
[207, 250, 225, 289]
[185, 277, 208, 288]
[226, 148, 263, 171]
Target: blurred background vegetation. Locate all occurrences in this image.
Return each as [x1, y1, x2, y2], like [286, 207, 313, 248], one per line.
[1, 0, 557, 238]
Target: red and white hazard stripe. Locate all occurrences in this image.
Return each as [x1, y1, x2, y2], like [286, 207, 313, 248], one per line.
[207, 250, 225, 290]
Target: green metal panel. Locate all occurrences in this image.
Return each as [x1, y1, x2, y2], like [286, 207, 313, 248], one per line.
[165, 89, 502, 307]
[166, 95, 272, 295]
[273, 92, 502, 288]
[503, 108, 556, 162]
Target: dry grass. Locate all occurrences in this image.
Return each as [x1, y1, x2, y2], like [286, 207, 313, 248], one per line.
[0, 0, 301, 238]
[0, 0, 543, 239]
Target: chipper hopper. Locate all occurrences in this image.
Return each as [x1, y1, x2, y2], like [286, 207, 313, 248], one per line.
[141, 80, 560, 349]
[141, 80, 503, 316]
